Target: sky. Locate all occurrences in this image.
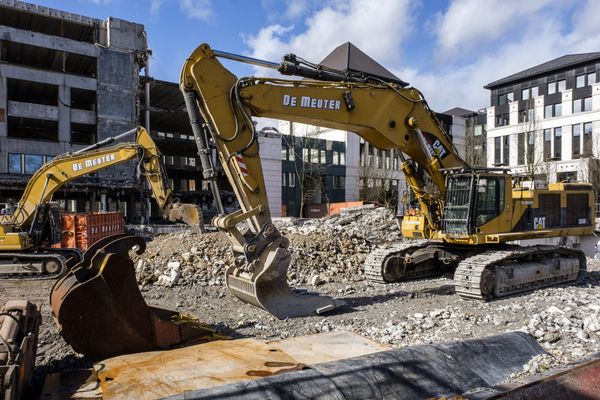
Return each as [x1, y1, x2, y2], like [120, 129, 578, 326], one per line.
[32, 0, 600, 112]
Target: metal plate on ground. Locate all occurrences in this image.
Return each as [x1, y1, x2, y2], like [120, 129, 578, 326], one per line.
[267, 331, 390, 365]
[94, 331, 389, 400]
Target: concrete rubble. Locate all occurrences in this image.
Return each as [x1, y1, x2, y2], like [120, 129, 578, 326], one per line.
[135, 205, 401, 287]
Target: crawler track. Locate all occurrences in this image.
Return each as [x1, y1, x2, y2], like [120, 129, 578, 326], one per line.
[454, 246, 587, 300]
[0, 249, 82, 281]
[364, 240, 440, 283]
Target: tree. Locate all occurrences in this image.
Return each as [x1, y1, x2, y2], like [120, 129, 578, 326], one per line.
[358, 143, 399, 208]
[279, 123, 332, 217]
[517, 99, 547, 181]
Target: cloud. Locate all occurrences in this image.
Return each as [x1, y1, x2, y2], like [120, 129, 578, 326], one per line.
[150, 0, 164, 16]
[432, 0, 565, 62]
[245, 0, 416, 69]
[244, 0, 599, 113]
[84, 0, 113, 4]
[179, 0, 214, 21]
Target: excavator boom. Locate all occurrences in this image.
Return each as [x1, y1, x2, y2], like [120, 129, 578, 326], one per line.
[179, 44, 468, 318]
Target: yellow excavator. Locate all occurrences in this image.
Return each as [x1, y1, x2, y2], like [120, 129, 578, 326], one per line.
[0, 126, 202, 278]
[176, 43, 594, 318]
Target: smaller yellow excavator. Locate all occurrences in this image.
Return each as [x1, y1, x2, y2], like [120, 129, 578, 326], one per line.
[0, 126, 202, 278]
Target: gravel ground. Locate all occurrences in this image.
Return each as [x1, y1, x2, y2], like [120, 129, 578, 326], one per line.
[3, 214, 600, 396]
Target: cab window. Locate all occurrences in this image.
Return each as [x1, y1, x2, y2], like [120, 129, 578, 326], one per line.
[475, 176, 504, 227]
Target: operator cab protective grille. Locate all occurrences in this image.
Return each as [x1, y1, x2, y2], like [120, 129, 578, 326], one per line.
[442, 174, 474, 235]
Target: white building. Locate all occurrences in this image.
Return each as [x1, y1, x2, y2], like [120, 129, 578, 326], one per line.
[485, 53, 600, 185]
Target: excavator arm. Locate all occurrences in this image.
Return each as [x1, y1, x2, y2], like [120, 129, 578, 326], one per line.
[0, 127, 201, 233]
[180, 43, 467, 318]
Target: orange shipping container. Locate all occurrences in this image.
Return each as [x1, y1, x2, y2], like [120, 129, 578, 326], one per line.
[53, 212, 124, 250]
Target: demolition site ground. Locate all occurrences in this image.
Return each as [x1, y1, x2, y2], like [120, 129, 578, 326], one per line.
[2, 207, 600, 394]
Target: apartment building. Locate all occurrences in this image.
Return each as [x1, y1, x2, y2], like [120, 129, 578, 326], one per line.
[485, 53, 600, 190]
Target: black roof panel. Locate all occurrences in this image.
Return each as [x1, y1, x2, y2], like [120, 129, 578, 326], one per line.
[485, 52, 600, 89]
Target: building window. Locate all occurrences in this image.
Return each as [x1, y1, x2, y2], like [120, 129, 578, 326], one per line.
[544, 103, 561, 118]
[332, 151, 339, 165]
[24, 154, 44, 174]
[557, 171, 577, 182]
[588, 72, 597, 86]
[180, 179, 188, 191]
[189, 180, 196, 191]
[288, 147, 295, 161]
[494, 137, 501, 164]
[339, 151, 345, 165]
[518, 132, 525, 165]
[320, 150, 326, 164]
[584, 97, 592, 111]
[8, 153, 21, 173]
[474, 124, 483, 136]
[282, 172, 287, 187]
[495, 114, 509, 127]
[548, 81, 556, 94]
[583, 122, 593, 156]
[302, 148, 309, 162]
[544, 129, 552, 161]
[281, 148, 287, 160]
[572, 124, 581, 157]
[553, 127, 562, 160]
[502, 135, 510, 164]
[558, 79, 566, 92]
[333, 176, 345, 189]
[497, 92, 513, 105]
[188, 157, 196, 167]
[521, 88, 529, 101]
[527, 131, 535, 164]
[576, 74, 586, 88]
[573, 98, 583, 113]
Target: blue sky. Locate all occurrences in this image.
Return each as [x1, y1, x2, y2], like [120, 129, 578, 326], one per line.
[33, 0, 598, 111]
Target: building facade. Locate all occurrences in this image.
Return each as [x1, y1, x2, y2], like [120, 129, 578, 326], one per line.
[0, 1, 208, 222]
[485, 53, 600, 192]
[0, 0, 148, 219]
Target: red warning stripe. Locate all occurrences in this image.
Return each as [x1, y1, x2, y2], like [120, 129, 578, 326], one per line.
[235, 155, 248, 176]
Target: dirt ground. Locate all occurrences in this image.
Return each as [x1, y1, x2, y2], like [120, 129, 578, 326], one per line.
[3, 259, 600, 397]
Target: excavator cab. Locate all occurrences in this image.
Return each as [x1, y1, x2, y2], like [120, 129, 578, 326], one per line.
[442, 169, 509, 238]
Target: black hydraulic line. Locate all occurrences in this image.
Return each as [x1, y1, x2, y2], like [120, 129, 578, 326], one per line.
[182, 90, 224, 214]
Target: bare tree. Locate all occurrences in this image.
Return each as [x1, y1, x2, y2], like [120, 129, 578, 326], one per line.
[358, 145, 399, 208]
[280, 123, 332, 217]
[517, 99, 547, 181]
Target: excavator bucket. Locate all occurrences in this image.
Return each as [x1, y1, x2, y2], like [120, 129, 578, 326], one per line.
[164, 202, 205, 232]
[226, 242, 342, 319]
[50, 234, 222, 359]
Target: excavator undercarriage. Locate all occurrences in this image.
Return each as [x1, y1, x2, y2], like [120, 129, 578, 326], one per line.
[365, 241, 587, 300]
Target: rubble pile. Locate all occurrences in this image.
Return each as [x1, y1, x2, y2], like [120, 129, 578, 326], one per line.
[135, 231, 234, 287]
[135, 205, 401, 286]
[282, 206, 401, 285]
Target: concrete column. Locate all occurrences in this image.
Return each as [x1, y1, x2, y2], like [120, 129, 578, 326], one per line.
[58, 85, 71, 144]
[509, 101, 519, 126]
[486, 107, 495, 129]
[592, 83, 600, 111]
[100, 193, 107, 212]
[562, 89, 573, 116]
[0, 76, 7, 137]
[562, 125, 572, 162]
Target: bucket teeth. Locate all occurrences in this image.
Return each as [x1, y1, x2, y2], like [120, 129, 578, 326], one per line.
[50, 234, 220, 359]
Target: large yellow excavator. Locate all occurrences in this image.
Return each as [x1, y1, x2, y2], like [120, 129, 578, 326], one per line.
[0, 126, 202, 278]
[177, 43, 594, 318]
